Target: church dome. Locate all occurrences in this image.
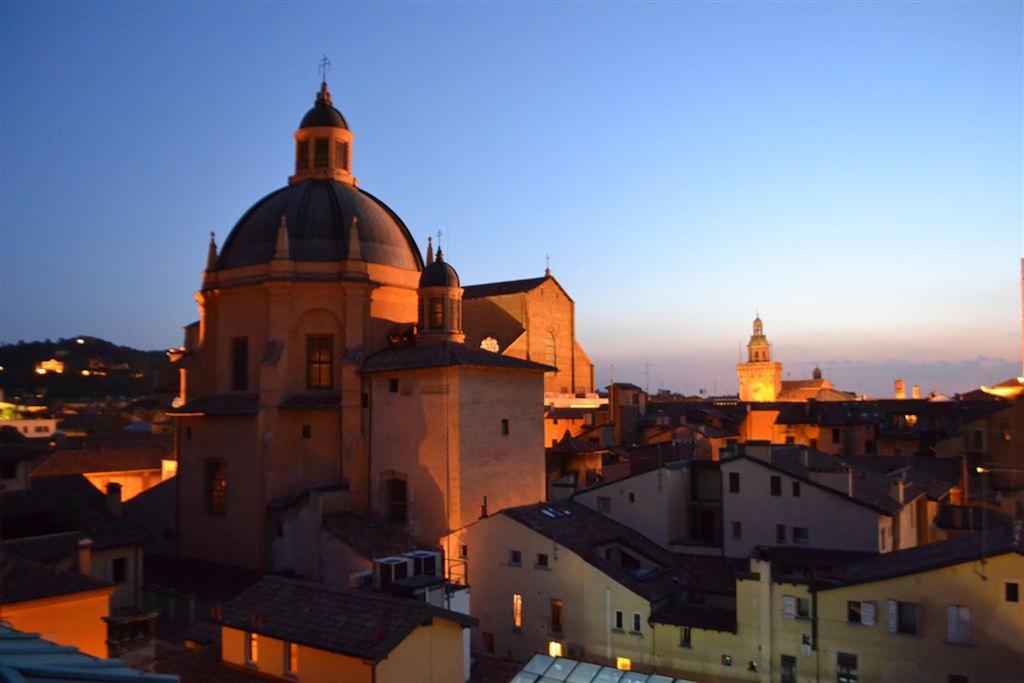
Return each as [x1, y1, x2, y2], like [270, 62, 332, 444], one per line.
[216, 179, 422, 271]
[419, 253, 460, 288]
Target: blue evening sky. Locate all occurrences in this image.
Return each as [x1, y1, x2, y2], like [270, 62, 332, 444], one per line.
[2, 2, 1021, 396]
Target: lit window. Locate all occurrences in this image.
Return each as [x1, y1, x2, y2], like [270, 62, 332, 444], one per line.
[245, 632, 258, 664]
[512, 594, 523, 629]
[480, 336, 499, 352]
[548, 641, 563, 657]
[616, 657, 631, 671]
[285, 642, 298, 676]
[306, 335, 333, 389]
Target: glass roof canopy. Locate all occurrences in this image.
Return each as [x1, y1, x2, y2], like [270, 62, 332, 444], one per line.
[510, 654, 698, 683]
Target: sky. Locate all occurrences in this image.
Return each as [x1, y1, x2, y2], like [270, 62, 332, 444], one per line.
[2, 2, 1021, 397]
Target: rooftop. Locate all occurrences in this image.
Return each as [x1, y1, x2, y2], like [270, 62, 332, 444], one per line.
[361, 340, 554, 374]
[500, 502, 742, 600]
[820, 523, 1024, 589]
[461, 276, 549, 299]
[218, 576, 476, 662]
[0, 554, 111, 606]
[323, 512, 439, 561]
[0, 625, 178, 682]
[32, 444, 166, 478]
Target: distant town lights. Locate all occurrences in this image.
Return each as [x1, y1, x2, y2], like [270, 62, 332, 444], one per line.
[81, 370, 91, 376]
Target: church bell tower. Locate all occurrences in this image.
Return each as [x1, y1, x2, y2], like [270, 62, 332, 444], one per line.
[737, 316, 783, 401]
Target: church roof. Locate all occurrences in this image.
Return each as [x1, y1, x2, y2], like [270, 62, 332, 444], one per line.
[361, 341, 554, 374]
[419, 254, 460, 288]
[461, 276, 550, 299]
[215, 180, 422, 272]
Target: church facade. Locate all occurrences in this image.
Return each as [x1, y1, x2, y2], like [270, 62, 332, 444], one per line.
[170, 83, 571, 568]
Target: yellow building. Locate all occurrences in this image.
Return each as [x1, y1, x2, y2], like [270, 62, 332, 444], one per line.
[0, 555, 115, 658]
[217, 576, 475, 682]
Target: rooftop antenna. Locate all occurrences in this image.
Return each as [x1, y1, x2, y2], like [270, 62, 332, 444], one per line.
[644, 363, 654, 394]
[318, 54, 331, 83]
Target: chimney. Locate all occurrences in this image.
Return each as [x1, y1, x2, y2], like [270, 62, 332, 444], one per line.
[76, 537, 93, 575]
[912, 385, 920, 399]
[894, 379, 905, 399]
[106, 482, 123, 517]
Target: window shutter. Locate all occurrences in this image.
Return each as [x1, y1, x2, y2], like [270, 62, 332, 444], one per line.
[957, 606, 971, 644]
[862, 601, 876, 626]
[886, 599, 898, 634]
[947, 605, 958, 642]
[782, 596, 796, 619]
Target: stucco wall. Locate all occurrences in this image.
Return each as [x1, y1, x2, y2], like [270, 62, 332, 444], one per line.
[1, 590, 112, 658]
[721, 458, 882, 558]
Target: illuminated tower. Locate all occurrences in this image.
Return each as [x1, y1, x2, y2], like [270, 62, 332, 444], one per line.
[737, 316, 783, 401]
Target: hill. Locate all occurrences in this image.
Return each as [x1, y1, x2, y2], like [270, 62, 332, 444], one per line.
[0, 336, 172, 402]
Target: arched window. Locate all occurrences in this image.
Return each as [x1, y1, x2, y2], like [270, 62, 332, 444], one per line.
[480, 336, 499, 353]
[544, 332, 557, 368]
[386, 478, 408, 525]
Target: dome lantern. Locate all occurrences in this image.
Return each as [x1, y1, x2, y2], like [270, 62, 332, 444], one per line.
[290, 81, 355, 186]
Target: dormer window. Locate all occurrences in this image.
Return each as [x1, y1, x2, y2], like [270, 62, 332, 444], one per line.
[296, 140, 309, 170]
[314, 138, 329, 168]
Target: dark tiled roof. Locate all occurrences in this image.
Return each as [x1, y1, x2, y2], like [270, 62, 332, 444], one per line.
[820, 524, 1024, 589]
[500, 502, 743, 600]
[361, 341, 554, 374]
[749, 546, 875, 582]
[168, 393, 260, 416]
[0, 625, 178, 682]
[461, 276, 549, 299]
[1, 531, 83, 564]
[0, 555, 111, 605]
[32, 444, 166, 477]
[649, 603, 737, 633]
[2, 475, 150, 550]
[323, 512, 438, 560]
[279, 392, 342, 409]
[544, 407, 595, 420]
[218, 576, 475, 662]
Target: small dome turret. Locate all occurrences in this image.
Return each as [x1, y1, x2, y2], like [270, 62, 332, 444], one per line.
[300, 82, 349, 130]
[419, 247, 460, 288]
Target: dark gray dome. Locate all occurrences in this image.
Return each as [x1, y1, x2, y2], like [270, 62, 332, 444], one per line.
[216, 180, 423, 272]
[419, 257, 460, 288]
[300, 82, 348, 129]
[300, 101, 348, 129]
